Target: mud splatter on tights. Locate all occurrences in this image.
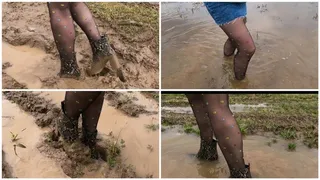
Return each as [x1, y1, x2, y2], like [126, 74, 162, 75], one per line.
[221, 17, 256, 80]
[64, 91, 105, 133]
[47, 2, 100, 66]
[187, 94, 246, 171]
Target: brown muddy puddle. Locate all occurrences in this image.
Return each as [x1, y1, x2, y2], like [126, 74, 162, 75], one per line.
[161, 2, 318, 89]
[2, 43, 127, 89]
[2, 92, 159, 178]
[161, 128, 318, 178]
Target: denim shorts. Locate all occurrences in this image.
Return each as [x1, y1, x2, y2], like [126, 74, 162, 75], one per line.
[204, 2, 247, 26]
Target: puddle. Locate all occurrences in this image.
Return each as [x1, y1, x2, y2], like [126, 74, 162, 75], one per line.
[161, 129, 318, 178]
[2, 92, 159, 177]
[161, 2, 318, 89]
[2, 98, 68, 178]
[162, 104, 267, 114]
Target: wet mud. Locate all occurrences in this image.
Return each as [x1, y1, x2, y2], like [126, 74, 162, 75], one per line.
[2, 2, 159, 89]
[161, 2, 318, 89]
[161, 128, 318, 178]
[2, 91, 159, 178]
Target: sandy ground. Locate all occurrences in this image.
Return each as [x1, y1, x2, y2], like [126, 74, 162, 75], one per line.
[2, 2, 159, 89]
[2, 91, 159, 178]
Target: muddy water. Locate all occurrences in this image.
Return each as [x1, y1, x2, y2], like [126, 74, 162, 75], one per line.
[2, 98, 68, 178]
[3, 92, 159, 177]
[2, 43, 126, 89]
[161, 2, 318, 89]
[161, 129, 318, 178]
[162, 104, 267, 114]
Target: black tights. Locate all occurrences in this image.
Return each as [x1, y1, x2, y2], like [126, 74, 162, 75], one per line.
[47, 2, 100, 65]
[186, 94, 245, 171]
[64, 91, 104, 133]
[221, 18, 256, 80]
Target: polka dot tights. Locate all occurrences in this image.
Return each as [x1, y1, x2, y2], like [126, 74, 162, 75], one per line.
[187, 94, 246, 171]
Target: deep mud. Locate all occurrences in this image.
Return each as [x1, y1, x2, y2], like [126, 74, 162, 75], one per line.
[2, 2, 159, 89]
[2, 91, 159, 178]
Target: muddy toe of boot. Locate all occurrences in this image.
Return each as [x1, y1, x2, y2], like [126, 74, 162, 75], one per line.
[230, 164, 252, 178]
[196, 139, 218, 161]
[87, 35, 113, 75]
[224, 39, 236, 57]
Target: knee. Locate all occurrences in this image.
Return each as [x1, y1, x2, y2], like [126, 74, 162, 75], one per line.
[243, 43, 256, 56]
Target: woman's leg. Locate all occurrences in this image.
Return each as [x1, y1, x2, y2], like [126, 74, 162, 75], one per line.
[47, 2, 80, 78]
[60, 91, 102, 142]
[220, 18, 255, 80]
[223, 17, 247, 57]
[69, 2, 100, 41]
[186, 94, 218, 161]
[81, 92, 105, 159]
[202, 94, 251, 178]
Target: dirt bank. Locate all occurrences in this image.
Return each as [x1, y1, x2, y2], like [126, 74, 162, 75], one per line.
[2, 2, 159, 89]
[3, 91, 159, 178]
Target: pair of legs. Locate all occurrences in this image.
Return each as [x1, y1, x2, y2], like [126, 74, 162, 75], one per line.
[221, 17, 256, 80]
[48, 3, 124, 80]
[186, 94, 251, 178]
[59, 91, 105, 159]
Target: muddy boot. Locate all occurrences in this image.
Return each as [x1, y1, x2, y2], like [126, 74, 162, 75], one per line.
[196, 139, 218, 161]
[87, 35, 126, 82]
[230, 164, 252, 178]
[58, 101, 79, 142]
[59, 53, 81, 79]
[82, 128, 99, 159]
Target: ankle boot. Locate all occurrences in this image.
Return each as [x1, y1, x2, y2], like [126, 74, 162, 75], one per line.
[88, 35, 125, 82]
[196, 139, 218, 161]
[59, 53, 81, 79]
[58, 101, 79, 142]
[230, 164, 252, 178]
[81, 128, 99, 159]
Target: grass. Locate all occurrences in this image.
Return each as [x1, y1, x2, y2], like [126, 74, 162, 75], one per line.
[161, 94, 318, 148]
[145, 124, 159, 131]
[288, 143, 297, 151]
[87, 2, 159, 51]
[183, 124, 200, 135]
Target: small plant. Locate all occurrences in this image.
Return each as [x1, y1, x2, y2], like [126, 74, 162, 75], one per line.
[10, 129, 27, 157]
[288, 143, 296, 151]
[147, 145, 154, 152]
[266, 142, 272, 147]
[145, 124, 159, 131]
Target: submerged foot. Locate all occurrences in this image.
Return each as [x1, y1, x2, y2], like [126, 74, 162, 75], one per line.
[59, 56, 81, 79]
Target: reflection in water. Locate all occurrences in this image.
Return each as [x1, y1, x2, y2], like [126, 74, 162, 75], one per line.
[161, 2, 318, 89]
[161, 129, 318, 178]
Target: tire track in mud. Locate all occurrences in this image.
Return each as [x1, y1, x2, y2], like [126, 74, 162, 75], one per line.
[2, 91, 140, 178]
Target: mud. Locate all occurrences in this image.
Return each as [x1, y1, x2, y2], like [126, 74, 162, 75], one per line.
[161, 2, 318, 89]
[105, 91, 158, 117]
[161, 128, 318, 178]
[2, 2, 159, 89]
[2, 151, 14, 178]
[2, 91, 159, 178]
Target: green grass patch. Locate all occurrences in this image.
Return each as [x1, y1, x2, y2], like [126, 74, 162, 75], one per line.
[87, 2, 159, 50]
[145, 124, 159, 131]
[183, 124, 200, 135]
[287, 143, 297, 151]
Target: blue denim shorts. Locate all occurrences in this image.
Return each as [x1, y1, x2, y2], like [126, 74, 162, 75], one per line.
[204, 2, 247, 26]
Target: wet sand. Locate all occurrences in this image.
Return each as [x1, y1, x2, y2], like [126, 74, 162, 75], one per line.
[161, 129, 318, 178]
[2, 91, 159, 178]
[161, 2, 318, 89]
